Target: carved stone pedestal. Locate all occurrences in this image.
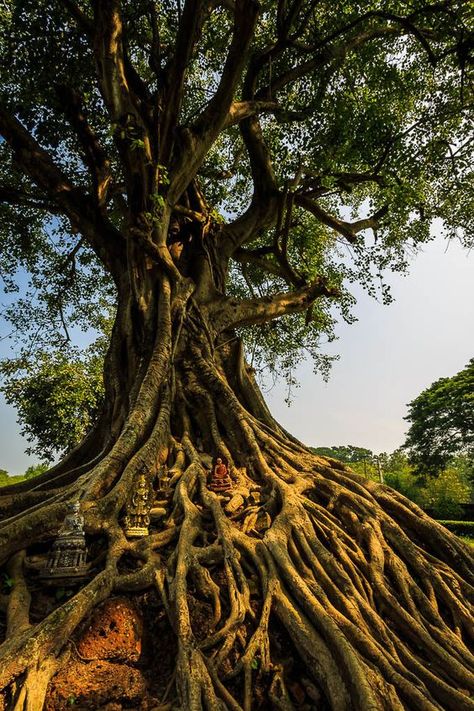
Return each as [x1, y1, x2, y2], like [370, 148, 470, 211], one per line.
[41, 502, 88, 585]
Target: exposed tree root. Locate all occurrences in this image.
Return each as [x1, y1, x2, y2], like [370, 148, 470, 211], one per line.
[1, 323, 473, 711]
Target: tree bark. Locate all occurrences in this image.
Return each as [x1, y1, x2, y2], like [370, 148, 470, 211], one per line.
[0, 230, 473, 711]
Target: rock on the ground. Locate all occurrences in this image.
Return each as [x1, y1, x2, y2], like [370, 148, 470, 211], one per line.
[76, 596, 143, 662]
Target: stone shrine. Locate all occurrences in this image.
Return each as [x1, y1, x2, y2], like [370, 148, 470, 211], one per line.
[41, 501, 88, 583]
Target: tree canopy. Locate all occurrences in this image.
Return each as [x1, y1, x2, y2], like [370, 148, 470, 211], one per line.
[404, 358, 474, 475]
[1, 0, 473, 385]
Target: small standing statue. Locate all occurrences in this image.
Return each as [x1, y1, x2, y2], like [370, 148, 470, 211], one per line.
[42, 501, 88, 583]
[208, 457, 233, 495]
[123, 473, 152, 538]
[157, 466, 171, 495]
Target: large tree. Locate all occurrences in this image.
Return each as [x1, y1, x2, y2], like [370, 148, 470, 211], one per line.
[1, 2, 474, 709]
[404, 358, 474, 476]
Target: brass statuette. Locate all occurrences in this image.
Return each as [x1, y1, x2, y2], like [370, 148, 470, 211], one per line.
[208, 457, 233, 496]
[123, 474, 152, 538]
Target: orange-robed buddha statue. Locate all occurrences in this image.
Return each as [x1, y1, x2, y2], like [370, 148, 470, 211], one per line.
[208, 457, 233, 494]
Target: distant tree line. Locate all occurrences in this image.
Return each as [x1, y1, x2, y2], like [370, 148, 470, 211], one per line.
[311, 445, 472, 520]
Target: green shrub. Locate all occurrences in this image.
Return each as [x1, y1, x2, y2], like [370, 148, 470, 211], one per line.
[421, 468, 471, 519]
[436, 520, 474, 536]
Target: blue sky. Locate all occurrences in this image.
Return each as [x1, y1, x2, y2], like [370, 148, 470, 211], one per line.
[1, 231, 473, 473]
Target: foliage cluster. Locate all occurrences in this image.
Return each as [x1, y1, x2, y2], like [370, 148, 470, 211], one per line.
[0, 342, 106, 461]
[403, 358, 474, 475]
[311, 444, 373, 463]
[313, 359, 474, 519]
[1, 0, 473, 394]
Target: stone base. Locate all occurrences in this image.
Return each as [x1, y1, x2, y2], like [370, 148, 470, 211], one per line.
[124, 527, 149, 538]
[40, 566, 89, 586]
[208, 484, 233, 494]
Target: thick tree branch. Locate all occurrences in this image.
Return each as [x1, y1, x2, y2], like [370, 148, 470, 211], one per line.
[295, 195, 387, 242]
[0, 107, 78, 208]
[55, 85, 112, 208]
[147, 1, 162, 78]
[159, 0, 208, 163]
[193, 0, 259, 138]
[241, 116, 278, 199]
[0, 184, 56, 212]
[122, 39, 154, 120]
[224, 100, 281, 128]
[273, 188, 306, 287]
[92, 0, 154, 213]
[168, 0, 260, 204]
[128, 224, 183, 283]
[59, 0, 94, 35]
[218, 19, 285, 259]
[233, 247, 287, 279]
[221, 190, 281, 261]
[0, 104, 125, 279]
[211, 277, 339, 331]
[92, 0, 148, 126]
[220, 114, 280, 260]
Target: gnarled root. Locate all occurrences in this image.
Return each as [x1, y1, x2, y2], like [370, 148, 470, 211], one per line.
[0, 337, 473, 710]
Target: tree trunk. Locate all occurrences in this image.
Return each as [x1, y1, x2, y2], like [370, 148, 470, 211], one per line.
[0, 238, 473, 711]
